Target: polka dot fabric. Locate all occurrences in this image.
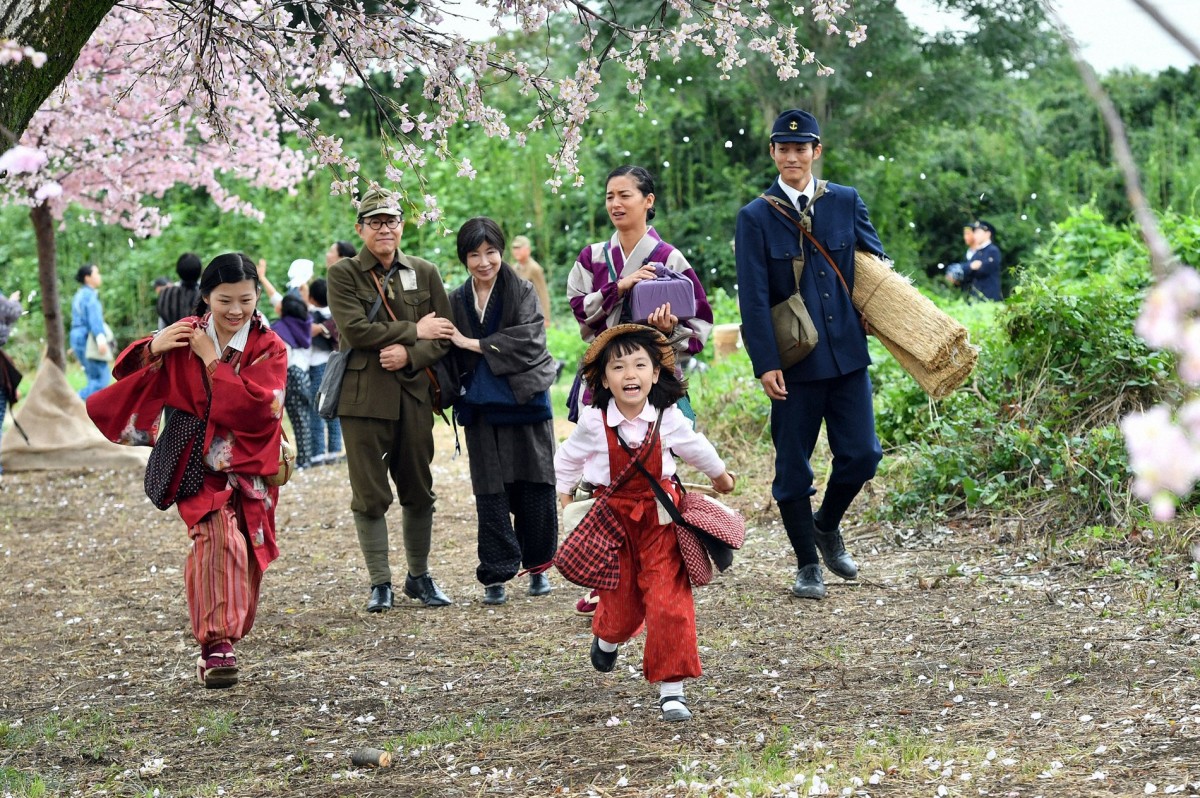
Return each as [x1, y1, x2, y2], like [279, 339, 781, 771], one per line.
[144, 409, 208, 510]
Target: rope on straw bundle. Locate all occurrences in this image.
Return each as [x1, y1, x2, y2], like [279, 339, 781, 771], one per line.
[853, 252, 968, 371]
[851, 252, 978, 399]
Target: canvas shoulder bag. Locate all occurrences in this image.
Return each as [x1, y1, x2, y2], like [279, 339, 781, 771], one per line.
[756, 195, 819, 369]
[316, 266, 396, 420]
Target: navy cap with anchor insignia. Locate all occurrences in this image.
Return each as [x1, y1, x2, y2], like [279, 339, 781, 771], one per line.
[770, 109, 821, 144]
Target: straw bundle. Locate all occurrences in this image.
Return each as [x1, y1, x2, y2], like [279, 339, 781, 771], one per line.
[853, 252, 969, 370]
[852, 252, 977, 399]
[871, 327, 978, 400]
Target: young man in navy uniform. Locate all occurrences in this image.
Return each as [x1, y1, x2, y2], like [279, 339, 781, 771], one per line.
[962, 220, 1002, 302]
[735, 109, 888, 600]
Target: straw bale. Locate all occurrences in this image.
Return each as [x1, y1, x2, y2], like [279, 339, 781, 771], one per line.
[873, 328, 978, 400]
[853, 252, 966, 370]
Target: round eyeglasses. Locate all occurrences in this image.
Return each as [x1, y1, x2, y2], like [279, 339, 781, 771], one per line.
[364, 216, 402, 230]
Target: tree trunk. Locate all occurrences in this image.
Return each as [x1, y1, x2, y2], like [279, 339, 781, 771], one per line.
[0, 0, 117, 144]
[30, 200, 64, 370]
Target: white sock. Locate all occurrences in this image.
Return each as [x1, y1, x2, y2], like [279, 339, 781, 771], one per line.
[597, 638, 618, 653]
[659, 681, 684, 700]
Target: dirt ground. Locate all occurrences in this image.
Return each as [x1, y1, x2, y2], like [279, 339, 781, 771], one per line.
[1, 419, 1198, 798]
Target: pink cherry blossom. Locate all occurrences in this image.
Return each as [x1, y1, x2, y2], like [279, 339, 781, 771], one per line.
[1122, 405, 1200, 519]
[1, 4, 307, 237]
[0, 145, 47, 175]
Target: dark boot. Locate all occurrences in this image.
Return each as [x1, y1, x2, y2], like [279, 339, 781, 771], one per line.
[482, 584, 507, 605]
[366, 582, 393, 613]
[813, 515, 858, 580]
[528, 573, 552, 596]
[791, 563, 827, 599]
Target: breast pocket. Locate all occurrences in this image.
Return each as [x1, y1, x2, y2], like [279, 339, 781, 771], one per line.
[401, 289, 431, 319]
[769, 244, 800, 262]
[825, 227, 855, 252]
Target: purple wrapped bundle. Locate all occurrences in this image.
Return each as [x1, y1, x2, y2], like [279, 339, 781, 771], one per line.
[629, 265, 697, 323]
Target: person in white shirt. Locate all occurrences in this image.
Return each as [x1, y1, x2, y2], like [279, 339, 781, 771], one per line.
[554, 324, 734, 723]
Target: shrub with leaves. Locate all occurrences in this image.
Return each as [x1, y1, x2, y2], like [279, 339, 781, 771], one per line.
[873, 205, 1184, 530]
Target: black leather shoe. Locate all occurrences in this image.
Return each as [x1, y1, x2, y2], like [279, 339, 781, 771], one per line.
[528, 573, 552, 596]
[590, 636, 618, 672]
[812, 516, 858, 580]
[791, 563, 827, 599]
[482, 584, 507, 605]
[366, 582, 393, 613]
[403, 572, 452, 607]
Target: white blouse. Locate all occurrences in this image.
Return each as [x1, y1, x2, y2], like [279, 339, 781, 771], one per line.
[554, 402, 726, 496]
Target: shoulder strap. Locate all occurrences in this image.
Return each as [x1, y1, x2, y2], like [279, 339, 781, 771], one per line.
[367, 265, 401, 322]
[603, 411, 663, 494]
[613, 418, 694, 530]
[369, 266, 450, 423]
[758, 193, 864, 329]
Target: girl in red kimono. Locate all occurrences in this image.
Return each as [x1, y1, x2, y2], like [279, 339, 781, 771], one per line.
[87, 253, 287, 689]
[554, 324, 735, 721]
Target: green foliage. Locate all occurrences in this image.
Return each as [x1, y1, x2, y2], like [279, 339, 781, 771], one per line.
[873, 205, 1191, 530]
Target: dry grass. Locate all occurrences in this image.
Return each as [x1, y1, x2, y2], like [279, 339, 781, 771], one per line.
[0, 421, 1198, 797]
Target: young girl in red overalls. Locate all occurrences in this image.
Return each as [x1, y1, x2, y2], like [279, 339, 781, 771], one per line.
[554, 324, 735, 721]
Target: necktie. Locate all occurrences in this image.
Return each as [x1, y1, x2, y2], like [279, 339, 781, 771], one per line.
[797, 195, 809, 213]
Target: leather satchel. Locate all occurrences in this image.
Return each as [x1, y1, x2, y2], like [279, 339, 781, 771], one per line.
[264, 430, 295, 488]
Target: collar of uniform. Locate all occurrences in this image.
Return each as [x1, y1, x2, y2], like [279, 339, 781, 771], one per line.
[776, 176, 814, 210]
[605, 400, 657, 429]
[355, 247, 415, 274]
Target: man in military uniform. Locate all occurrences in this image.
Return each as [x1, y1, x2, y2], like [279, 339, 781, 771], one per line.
[510, 235, 552, 327]
[734, 109, 888, 600]
[327, 186, 456, 611]
[962, 220, 1002, 302]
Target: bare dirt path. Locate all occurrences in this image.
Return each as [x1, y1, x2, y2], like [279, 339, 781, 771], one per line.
[0, 420, 1197, 797]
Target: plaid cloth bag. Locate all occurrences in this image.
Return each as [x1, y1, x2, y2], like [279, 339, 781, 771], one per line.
[554, 415, 662, 590]
[553, 498, 625, 590]
[617, 431, 746, 587]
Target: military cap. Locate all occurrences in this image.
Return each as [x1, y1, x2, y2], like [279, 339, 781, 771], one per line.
[770, 109, 821, 144]
[971, 219, 995, 235]
[357, 187, 403, 219]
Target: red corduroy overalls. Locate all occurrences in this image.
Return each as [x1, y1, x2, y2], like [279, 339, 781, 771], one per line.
[592, 421, 701, 683]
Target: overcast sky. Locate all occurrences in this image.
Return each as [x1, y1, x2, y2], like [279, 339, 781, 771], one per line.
[895, 0, 1199, 74]
[449, 0, 1198, 75]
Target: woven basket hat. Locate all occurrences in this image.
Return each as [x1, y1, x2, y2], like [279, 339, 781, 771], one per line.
[580, 323, 676, 392]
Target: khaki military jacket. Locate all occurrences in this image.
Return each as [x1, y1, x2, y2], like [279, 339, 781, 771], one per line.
[327, 246, 452, 420]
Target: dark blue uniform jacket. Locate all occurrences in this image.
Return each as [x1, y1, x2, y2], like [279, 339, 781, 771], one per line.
[964, 242, 1002, 301]
[735, 180, 886, 382]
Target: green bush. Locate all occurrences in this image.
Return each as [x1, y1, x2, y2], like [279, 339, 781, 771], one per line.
[872, 205, 1189, 529]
